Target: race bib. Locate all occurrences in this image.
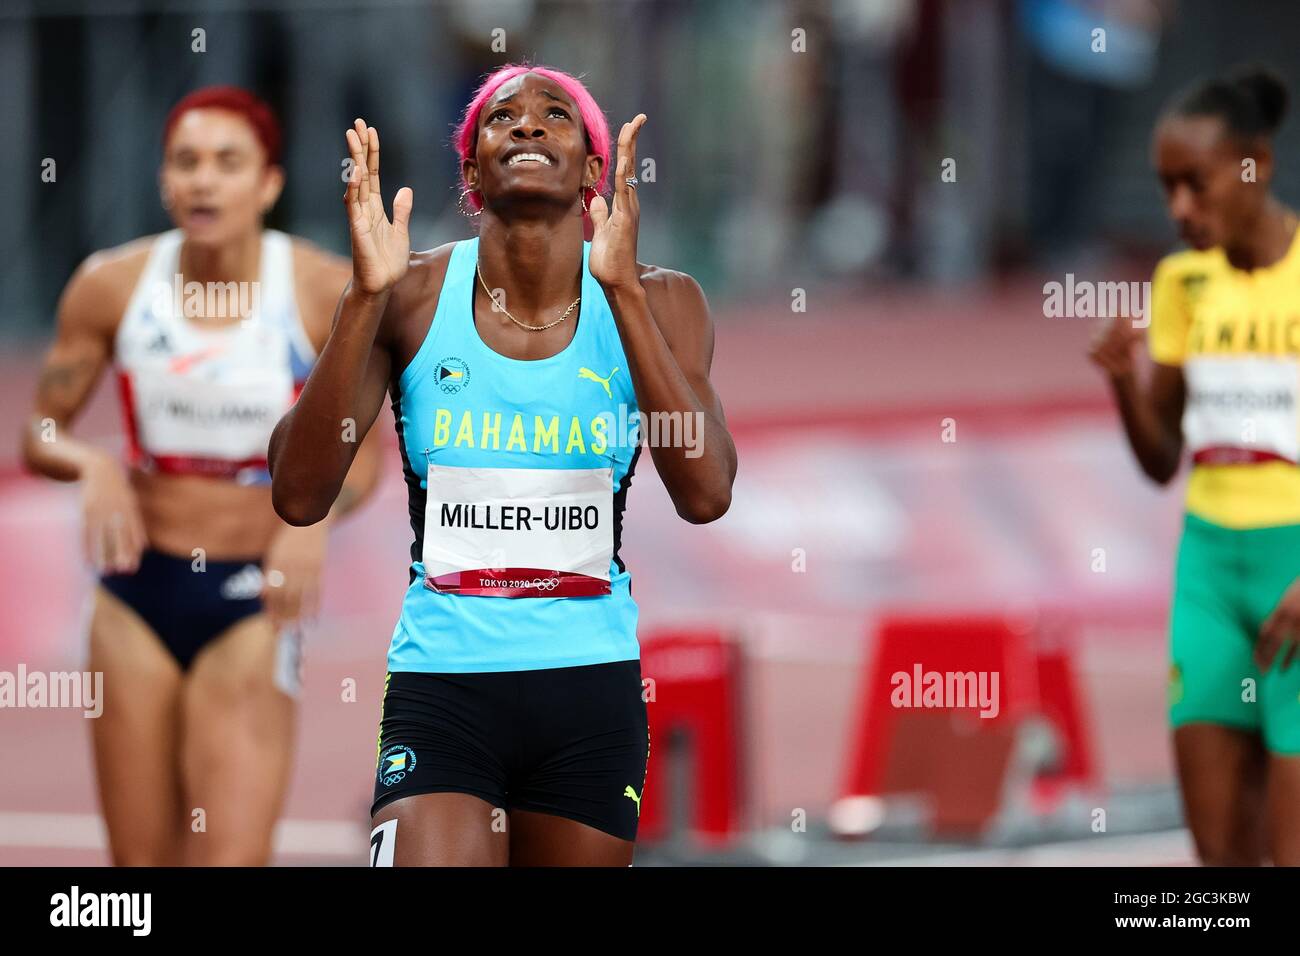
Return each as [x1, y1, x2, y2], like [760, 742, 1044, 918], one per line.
[1183, 356, 1300, 465]
[421, 463, 614, 598]
[129, 369, 292, 463]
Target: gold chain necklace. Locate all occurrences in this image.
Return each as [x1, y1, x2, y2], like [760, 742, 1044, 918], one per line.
[476, 260, 580, 333]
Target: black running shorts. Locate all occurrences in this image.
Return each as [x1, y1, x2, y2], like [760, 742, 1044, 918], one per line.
[371, 660, 650, 842]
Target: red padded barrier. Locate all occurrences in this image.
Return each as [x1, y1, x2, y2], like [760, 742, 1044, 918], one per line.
[637, 630, 743, 844]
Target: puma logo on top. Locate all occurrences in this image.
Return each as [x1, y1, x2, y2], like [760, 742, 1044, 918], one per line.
[578, 366, 619, 399]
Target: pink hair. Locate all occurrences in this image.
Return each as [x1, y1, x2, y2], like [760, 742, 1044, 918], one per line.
[454, 64, 611, 214]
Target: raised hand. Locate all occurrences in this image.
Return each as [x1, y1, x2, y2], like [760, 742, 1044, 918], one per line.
[344, 119, 414, 296]
[588, 113, 647, 292]
[1088, 315, 1146, 381]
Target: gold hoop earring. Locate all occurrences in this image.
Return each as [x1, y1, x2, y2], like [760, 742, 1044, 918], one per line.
[458, 185, 482, 218]
[580, 183, 594, 216]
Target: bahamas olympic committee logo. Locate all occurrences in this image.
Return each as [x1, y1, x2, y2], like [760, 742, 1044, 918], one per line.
[378, 744, 417, 788]
[436, 356, 471, 394]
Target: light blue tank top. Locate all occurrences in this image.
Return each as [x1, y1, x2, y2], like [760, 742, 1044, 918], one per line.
[386, 237, 641, 672]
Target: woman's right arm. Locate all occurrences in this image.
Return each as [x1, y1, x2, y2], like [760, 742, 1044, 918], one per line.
[23, 256, 120, 480]
[21, 252, 148, 572]
[269, 118, 413, 526]
[1089, 316, 1186, 485]
[268, 285, 393, 525]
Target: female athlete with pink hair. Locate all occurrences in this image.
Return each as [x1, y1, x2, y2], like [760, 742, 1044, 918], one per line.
[270, 64, 737, 866]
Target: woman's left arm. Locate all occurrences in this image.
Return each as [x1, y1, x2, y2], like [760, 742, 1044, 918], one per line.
[589, 114, 735, 523]
[603, 275, 736, 523]
[260, 247, 386, 629]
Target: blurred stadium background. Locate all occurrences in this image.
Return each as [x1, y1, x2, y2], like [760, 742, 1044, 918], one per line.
[3, 0, 1300, 866]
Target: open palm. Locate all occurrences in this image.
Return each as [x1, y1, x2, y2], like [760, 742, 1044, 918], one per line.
[588, 114, 647, 291]
[344, 118, 413, 295]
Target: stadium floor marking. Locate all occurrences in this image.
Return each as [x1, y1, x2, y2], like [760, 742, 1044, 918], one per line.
[0, 812, 364, 858]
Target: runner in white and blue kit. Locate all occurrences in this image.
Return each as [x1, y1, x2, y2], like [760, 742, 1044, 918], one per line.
[23, 86, 382, 866]
[270, 64, 737, 866]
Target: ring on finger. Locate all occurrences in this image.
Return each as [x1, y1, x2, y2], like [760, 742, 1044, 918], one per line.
[625, 177, 639, 189]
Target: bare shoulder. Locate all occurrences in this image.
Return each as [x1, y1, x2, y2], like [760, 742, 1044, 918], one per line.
[288, 235, 458, 314]
[634, 262, 711, 340]
[626, 263, 714, 373]
[385, 241, 459, 319]
[637, 262, 707, 309]
[290, 236, 351, 286]
[61, 235, 157, 335]
[76, 235, 155, 291]
[399, 241, 459, 298]
[290, 236, 353, 346]
[379, 241, 460, 360]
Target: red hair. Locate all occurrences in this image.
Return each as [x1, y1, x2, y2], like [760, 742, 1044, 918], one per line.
[162, 86, 282, 166]
[454, 64, 611, 214]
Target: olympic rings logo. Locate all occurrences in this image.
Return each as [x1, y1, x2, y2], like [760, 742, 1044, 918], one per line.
[477, 575, 562, 590]
[378, 744, 417, 789]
